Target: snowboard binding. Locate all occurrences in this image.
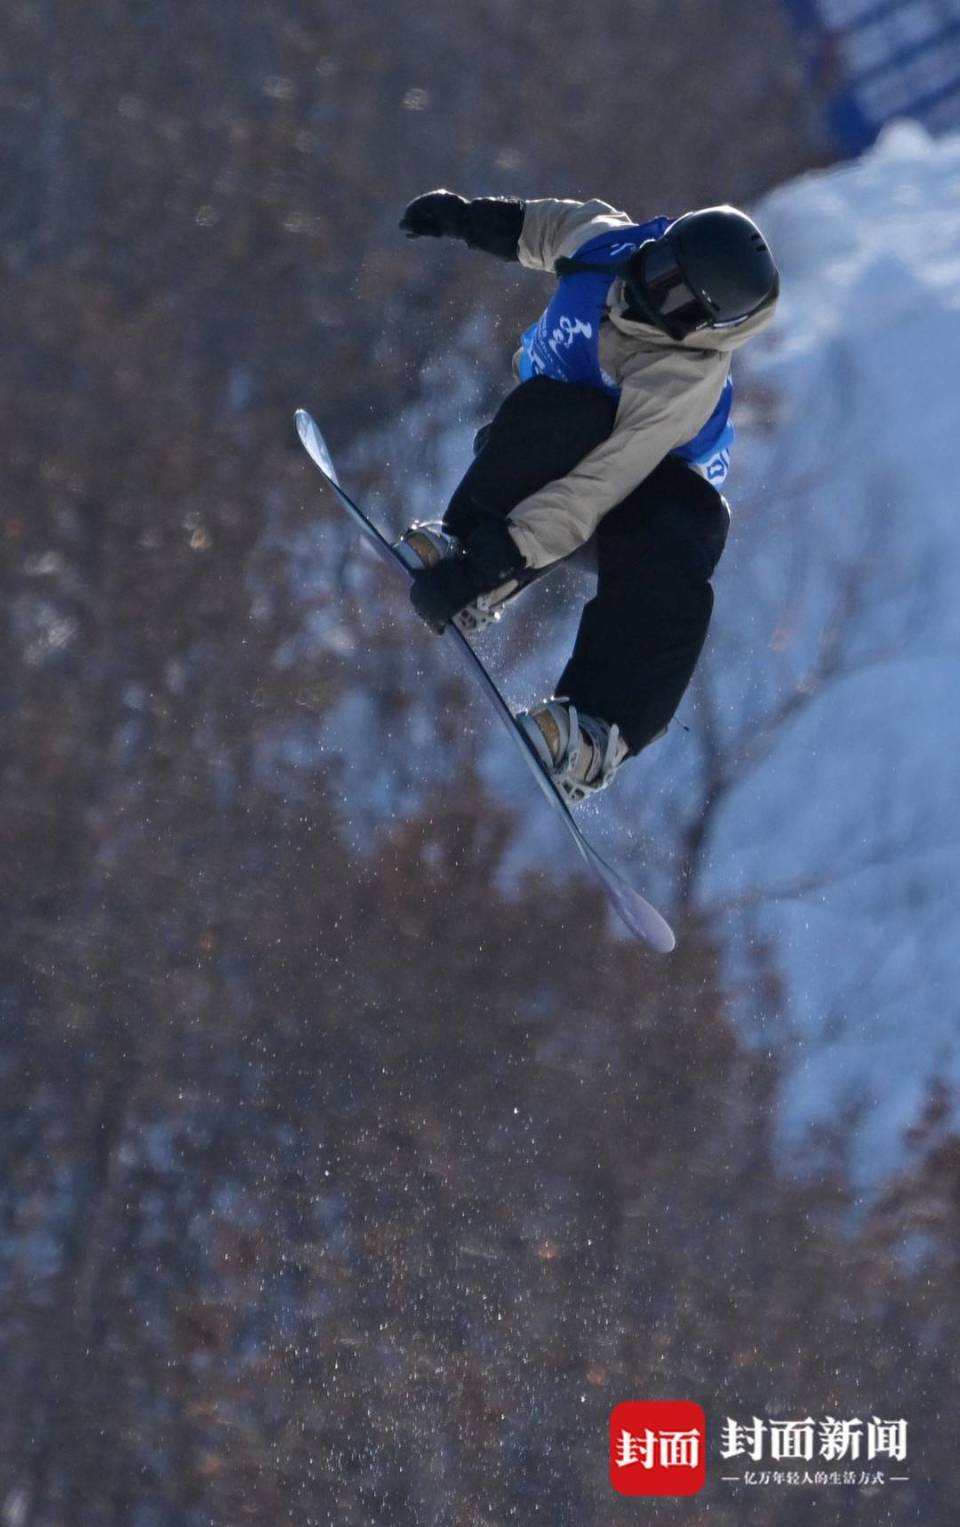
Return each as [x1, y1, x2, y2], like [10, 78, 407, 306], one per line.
[517, 698, 629, 805]
[394, 522, 524, 634]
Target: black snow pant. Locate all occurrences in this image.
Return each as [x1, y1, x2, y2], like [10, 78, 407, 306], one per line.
[443, 377, 730, 756]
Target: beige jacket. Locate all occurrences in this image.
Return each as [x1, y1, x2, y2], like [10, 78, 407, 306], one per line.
[504, 198, 777, 570]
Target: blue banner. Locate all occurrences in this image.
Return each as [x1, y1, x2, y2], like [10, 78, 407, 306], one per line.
[783, 0, 960, 152]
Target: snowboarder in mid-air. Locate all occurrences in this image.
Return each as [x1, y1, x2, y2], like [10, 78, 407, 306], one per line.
[396, 189, 779, 803]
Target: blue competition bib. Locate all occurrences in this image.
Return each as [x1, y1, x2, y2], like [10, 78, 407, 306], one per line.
[517, 220, 734, 486]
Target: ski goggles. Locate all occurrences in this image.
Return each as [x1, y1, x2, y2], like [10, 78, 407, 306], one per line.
[632, 240, 713, 333]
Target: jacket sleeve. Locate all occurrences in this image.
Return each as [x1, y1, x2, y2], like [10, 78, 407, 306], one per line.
[460, 197, 526, 261]
[504, 356, 729, 570]
[460, 192, 637, 266]
[518, 198, 636, 273]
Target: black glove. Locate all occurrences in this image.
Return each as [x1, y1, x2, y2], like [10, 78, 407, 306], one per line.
[400, 192, 525, 261]
[410, 556, 481, 634]
[399, 190, 469, 241]
[410, 519, 526, 635]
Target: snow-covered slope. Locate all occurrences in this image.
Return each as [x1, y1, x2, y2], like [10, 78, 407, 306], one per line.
[694, 121, 960, 1180]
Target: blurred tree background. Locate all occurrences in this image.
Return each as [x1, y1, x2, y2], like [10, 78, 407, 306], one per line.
[2, 1, 957, 1522]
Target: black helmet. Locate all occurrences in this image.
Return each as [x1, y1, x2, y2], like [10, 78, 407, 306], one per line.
[624, 205, 779, 340]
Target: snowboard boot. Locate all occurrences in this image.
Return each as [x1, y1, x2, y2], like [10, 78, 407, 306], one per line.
[394, 521, 524, 635]
[517, 698, 629, 805]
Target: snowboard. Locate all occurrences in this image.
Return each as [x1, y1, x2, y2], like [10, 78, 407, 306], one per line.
[294, 408, 676, 954]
